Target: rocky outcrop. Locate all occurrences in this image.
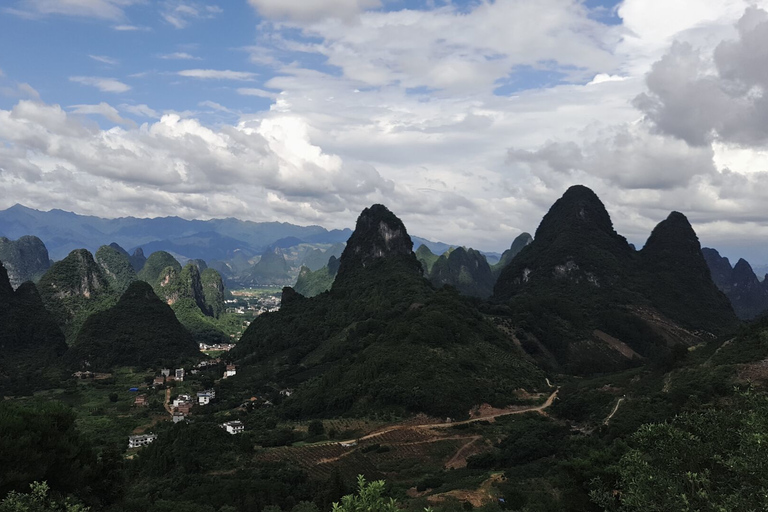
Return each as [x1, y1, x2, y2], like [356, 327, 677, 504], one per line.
[0, 235, 51, 289]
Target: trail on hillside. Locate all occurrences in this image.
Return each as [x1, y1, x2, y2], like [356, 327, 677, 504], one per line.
[164, 387, 172, 415]
[603, 397, 624, 425]
[338, 388, 559, 445]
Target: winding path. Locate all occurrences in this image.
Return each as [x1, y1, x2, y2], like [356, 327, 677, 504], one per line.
[336, 388, 560, 446]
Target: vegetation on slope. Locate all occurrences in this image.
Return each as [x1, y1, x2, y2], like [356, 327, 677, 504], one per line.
[38, 249, 117, 343]
[0, 262, 67, 394]
[231, 205, 544, 419]
[428, 247, 495, 298]
[70, 280, 200, 370]
[492, 185, 737, 374]
[95, 244, 137, 295]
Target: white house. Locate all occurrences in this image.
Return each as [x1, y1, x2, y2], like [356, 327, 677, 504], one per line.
[175, 368, 185, 381]
[128, 434, 157, 449]
[197, 390, 215, 405]
[224, 364, 236, 378]
[172, 394, 192, 408]
[172, 412, 185, 423]
[220, 421, 245, 435]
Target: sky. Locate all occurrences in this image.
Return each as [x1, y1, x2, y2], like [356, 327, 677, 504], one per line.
[2, 1, 768, 264]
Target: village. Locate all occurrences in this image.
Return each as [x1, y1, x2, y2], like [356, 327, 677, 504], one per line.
[126, 361, 244, 450]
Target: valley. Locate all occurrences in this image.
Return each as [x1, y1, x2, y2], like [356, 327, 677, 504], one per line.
[2, 188, 768, 512]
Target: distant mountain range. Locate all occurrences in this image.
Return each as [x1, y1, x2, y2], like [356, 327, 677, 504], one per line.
[0, 204, 460, 263]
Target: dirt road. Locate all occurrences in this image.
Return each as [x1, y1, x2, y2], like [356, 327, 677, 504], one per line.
[337, 388, 559, 445]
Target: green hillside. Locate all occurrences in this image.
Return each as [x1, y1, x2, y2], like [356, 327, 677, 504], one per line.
[70, 280, 200, 370]
[38, 249, 117, 343]
[230, 205, 544, 419]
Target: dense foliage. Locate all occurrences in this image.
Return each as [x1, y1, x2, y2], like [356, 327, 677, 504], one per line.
[294, 265, 335, 297]
[492, 186, 737, 374]
[0, 263, 67, 394]
[136, 251, 181, 284]
[38, 249, 118, 343]
[428, 247, 495, 298]
[70, 281, 200, 370]
[0, 401, 121, 508]
[231, 205, 544, 419]
[95, 245, 137, 295]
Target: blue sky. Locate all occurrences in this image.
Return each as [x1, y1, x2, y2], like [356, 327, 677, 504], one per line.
[2, 0, 768, 264]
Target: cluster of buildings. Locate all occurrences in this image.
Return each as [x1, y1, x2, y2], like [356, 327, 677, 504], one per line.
[198, 342, 236, 352]
[151, 368, 186, 388]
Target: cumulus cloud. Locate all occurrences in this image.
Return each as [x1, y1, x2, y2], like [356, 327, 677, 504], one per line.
[0, 98, 396, 227]
[178, 69, 256, 80]
[249, 0, 620, 94]
[69, 76, 131, 93]
[247, 0, 380, 22]
[507, 122, 716, 190]
[635, 7, 768, 147]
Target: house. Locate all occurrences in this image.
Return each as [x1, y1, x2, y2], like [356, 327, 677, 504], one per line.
[172, 394, 192, 407]
[339, 441, 357, 448]
[220, 421, 245, 435]
[153, 376, 165, 388]
[223, 364, 236, 378]
[176, 403, 192, 415]
[161, 368, 171, 377]
[72, 371, 94, 379]
[128, 434, 157, 449]
[279, 389, 294, 397]
[197, 390, 215, 405]
[134, 395, 148, 407]
[175, 368, 185, 381]
[172, 412, 186, 423]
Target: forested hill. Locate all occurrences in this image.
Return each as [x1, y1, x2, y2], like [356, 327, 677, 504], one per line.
[492, 185, 737, 374]
[230, 204, 544, 419]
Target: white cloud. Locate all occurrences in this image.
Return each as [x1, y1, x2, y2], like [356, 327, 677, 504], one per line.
[237, 88, 279, 99]
[158, 52, 199, 60]
[7, 0, 141, 20]
[89, 55, 119, 66]
[112, 24, 149, 31]
[635, 8, 768, 147]
[17, 83, 41, 100]
[0, 99, 395, 227]
[178, 69, 256, 80]
[120, 104, 159, 118]
[248, 0, 380, 22]
[250, 0, 621, 93]
[162, 1, 222, 29]
[69, 102, 136, 127]
[198, 100, 235, 114]
[69, 76, 131, 93]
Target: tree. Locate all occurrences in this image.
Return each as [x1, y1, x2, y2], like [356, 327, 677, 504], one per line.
[591, 390, 768, 511]
[308, 420, 324, 437]
[332, 476, 397, 512]
[0, 481, 89, 512]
